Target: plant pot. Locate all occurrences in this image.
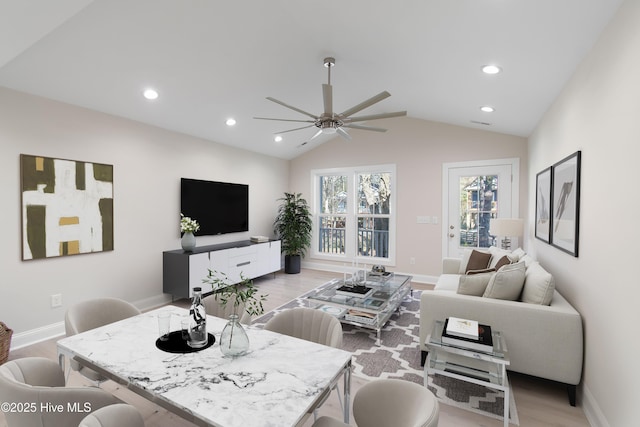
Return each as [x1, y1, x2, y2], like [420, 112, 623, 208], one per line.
[284, 254, 301, 274]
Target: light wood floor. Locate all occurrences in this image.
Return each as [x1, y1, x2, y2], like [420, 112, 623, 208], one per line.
[2, 269, 590, 427]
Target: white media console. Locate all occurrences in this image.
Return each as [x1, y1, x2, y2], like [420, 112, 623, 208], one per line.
[163, 239, 281, 298]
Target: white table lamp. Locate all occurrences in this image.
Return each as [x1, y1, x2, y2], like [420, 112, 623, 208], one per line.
[489, 218, 523, 250]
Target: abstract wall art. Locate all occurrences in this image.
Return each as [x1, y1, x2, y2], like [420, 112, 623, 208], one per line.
[551, 151, 581, 257]
[535, 166, 552, 244]
[20, 154, 114, 260]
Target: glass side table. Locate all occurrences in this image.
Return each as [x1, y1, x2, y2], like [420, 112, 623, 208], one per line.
[424, 320, 511, 427]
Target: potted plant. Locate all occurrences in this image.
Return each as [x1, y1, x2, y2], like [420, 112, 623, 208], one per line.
[180, 213, 199, 251]
[203, 270, 267, 356]
[273, 192, 313, 274]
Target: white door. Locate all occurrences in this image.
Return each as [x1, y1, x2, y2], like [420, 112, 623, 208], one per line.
[443, 159, 519, 258]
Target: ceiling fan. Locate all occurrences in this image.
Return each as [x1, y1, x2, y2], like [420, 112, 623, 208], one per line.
[254, 57, 407, 141]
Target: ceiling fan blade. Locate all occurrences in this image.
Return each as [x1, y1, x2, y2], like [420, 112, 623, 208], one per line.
[322, 84, 333, 116]
[276, 124, 316, 134]
[266, 97, 318, 120]
[309, 129, 324, 141]
[345, 110, 407, 123]
[254, 117, 315, 123]
[339, 91, 391, 118]
[336, 127, 352, 140]
[343, 123, 388, 132]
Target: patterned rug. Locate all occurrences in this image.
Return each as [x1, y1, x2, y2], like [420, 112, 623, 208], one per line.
[253, 288, 518, 424]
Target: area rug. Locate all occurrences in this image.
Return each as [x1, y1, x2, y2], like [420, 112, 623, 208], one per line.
[252, 287, 518, 424]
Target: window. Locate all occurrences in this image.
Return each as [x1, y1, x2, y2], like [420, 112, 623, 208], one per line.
[313, 165, 396, 264]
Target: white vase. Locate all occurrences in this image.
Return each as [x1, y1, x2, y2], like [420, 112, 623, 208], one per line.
[181, 232, 196, 251]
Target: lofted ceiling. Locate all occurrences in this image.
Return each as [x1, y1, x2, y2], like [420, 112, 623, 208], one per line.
[0, 0, 623, 160]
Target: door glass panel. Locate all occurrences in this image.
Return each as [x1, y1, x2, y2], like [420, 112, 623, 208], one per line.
[459, 175, 498, 248]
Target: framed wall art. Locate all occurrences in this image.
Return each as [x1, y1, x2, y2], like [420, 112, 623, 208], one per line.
[20, 154, 114, 260]
[550, 151, 581, 257]
[535, 166, 553, 243]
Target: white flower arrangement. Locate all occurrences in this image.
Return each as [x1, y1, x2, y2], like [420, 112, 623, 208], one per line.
[180, 213, 200, 234]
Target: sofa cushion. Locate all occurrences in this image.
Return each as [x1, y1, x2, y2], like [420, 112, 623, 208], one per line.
[482, 261, 526, 300]
[434, 274, 460, 292]
[521, 262, 555, 305]
[457, 272, 493, 296]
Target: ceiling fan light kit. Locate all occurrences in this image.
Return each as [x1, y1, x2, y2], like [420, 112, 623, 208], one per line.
[254, 57, 406, 142]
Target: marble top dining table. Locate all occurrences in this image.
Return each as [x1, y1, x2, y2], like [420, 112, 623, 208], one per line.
[57, 306, 352, 427]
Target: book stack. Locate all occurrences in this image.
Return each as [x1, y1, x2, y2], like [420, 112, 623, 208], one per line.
[335, 284, 374, 299]
[250, 236, 270, 243]
[345, 309, 377, 325]
[442, 317, 493, 352]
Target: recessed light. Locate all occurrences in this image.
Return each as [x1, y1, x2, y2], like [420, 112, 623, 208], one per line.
[480, 106, 495, 113]
[226, 118, 237, 126]
[481, 65, 502, 75]
[274, 135, 283, 142]
[143, 88, 159, 100]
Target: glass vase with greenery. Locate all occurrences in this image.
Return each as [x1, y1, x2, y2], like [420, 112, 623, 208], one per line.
[203, 270, 267, 356]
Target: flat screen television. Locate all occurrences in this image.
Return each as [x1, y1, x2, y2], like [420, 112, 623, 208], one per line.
[180, 178, 249, 236]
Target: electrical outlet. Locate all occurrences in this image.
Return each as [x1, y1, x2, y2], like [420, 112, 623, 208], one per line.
[410, 257, 416, 265]
[51, 294, 62, 308]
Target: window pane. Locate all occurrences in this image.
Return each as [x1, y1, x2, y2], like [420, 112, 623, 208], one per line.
[358, 172, 391, 214]
[319, 175, 347, 214]
[357, 217, 389, 258]
[318, 216, 346, 254]
[459, 175, 498, 248]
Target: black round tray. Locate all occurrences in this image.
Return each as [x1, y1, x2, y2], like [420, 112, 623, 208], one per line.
[155, 331, 215, 353]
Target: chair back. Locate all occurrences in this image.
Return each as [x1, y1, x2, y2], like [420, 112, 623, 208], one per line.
[353, 379, 439, 427]
[0, 357, 118, 427]
[202, 294, 251, 324]
[65, 297, 141, 336]
[264, 307, 343, 348]
[79, 403, 145, 427]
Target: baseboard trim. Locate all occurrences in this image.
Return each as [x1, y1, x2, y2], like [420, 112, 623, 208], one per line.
[9, 294, 174, 351]
[301, 261, 438, 286]
[11, 322, 65, 350]
[582, 384, 609, 427]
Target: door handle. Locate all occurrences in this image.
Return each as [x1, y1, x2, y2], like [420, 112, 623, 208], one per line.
[449, 233, 455, 238]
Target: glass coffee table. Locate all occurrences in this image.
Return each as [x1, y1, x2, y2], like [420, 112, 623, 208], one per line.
[424, 320, 511, 427]
[305, 272, 412, 345]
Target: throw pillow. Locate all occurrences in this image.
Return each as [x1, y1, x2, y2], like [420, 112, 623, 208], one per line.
[521, 262, 555, 305]
[465, 250, 492, 273]
[493, 255, 512, 271]
[482, 261, 526, 301]
[511, 247, 526, 261]
[466, 267, 495, 275]
[488, 246, 517, 269]
[457, 250, 473, 274]
[458, 272, 494, 296]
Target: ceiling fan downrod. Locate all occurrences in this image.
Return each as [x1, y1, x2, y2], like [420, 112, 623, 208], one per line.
[324, 57, 335, 85]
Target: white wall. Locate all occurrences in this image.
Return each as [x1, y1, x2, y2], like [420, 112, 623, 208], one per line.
[0, 87, 289, 341]
[290, 116, 528, 279]
[528, 1, 639, 425]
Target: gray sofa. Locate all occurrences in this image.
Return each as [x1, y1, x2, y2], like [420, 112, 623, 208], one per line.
[419, 248, 583, 405]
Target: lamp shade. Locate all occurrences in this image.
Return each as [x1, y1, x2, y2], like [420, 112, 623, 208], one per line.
[489, 218, 523, 237]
